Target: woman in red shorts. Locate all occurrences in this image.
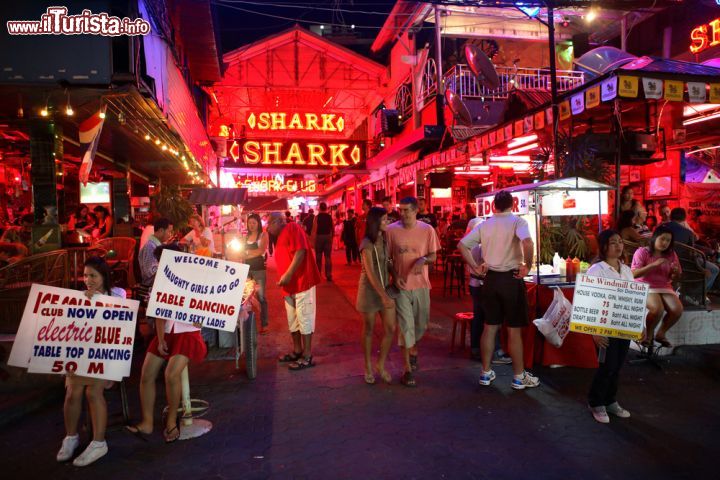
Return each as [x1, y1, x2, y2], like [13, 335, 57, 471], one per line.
[126, 248, 207, 443]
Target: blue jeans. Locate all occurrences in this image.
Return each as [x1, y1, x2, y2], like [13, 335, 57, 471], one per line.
[250, 269, 269, 327]
[470, 285, 501, 353]
[705, 260, 719, 292]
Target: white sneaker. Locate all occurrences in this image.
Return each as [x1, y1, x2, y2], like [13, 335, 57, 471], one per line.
[72, 441, 108, 467]
[511, 371, 540, 390]
[56, 435, 79, 462]
[589, 405, 610, 424]
[606, 402, 631, 418]
[478, 370, 496, 386]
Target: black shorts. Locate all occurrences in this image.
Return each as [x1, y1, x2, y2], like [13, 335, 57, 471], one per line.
[481, 270, 529, 328]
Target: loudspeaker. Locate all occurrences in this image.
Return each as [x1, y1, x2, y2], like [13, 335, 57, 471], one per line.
[377, 109, 400, 137]
[572, 33, 590, 58]
[428, 172, 453, 189]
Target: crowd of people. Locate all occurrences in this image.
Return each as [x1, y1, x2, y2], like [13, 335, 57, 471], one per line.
[25, 185, 719, 465]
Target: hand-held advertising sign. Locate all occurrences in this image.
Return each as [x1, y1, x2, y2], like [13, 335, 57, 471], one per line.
[9, 284, 139, 381]
[569, 274, 648, 340]
[146, 250, 249, 332]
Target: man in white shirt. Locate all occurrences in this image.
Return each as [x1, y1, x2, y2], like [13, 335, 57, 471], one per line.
[458, 190, 540, 390]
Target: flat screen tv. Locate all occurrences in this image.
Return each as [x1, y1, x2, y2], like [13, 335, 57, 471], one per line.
[80, 182, 111, 204]
[645, 176, 674, 199]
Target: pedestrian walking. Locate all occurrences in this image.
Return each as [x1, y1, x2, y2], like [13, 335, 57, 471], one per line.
[385, 197, 440, 387]
[458, 190, 540, 390]
[356, 207, 397, 384]
[56, 257, 126, 467]
[343, 209, 360, 265]
[311, 202, 334, 281]
[355, 198, 372, 246]
[586, 229, 635, 424]
[267, 212, 322, 370]
[242, 214, 269, 334]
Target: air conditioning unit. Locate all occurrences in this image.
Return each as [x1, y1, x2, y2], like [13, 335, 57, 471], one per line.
[377, 109, 400, 137]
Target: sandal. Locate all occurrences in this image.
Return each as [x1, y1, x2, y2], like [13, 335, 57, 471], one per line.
[288, 356, 316, 371]
[163, 425, 180, 444]
[364, 372, 376, 385]
[125, 424, 151, 442]
[409, 354, 418, 371]
[278, 351, 302, 363]
[377, 369, 392, 384]
[400, 371, 416, 387]
[655, 336, 673, 348]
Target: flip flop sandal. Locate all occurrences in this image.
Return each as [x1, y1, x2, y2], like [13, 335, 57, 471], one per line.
[377, 369, 392, 384]
[409, 354, 418, 371]
[655, 337, 673, 348]
[288, 356, 316, 371]
[278, 351, 302, 363]
[163, 425, 180, 443]
[364, 372, 376, 385]
[125, 424, 151, 442]
[400, 371, 416, 387]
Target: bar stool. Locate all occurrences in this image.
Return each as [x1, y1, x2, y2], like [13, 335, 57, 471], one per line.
[443, 254, 466, 298]
[450, 312, 473, 353]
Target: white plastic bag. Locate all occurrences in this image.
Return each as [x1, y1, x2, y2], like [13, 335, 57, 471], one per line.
[532, 287, 572, 348]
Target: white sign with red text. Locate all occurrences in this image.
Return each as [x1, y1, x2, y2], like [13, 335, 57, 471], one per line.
[8, 284, 139, 381]
[146, 250, 249, 332]
[477, 190, 530, 218]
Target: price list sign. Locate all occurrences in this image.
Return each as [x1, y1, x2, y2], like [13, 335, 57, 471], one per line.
[569, 274, 648, 340]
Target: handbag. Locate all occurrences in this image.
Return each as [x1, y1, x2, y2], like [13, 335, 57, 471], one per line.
[374, 243, 399, 299]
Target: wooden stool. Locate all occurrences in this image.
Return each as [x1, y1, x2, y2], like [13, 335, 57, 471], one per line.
[451, 312, 473, 353]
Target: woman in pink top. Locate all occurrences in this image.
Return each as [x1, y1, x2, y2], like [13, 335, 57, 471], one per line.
[631, 225, 683, 348]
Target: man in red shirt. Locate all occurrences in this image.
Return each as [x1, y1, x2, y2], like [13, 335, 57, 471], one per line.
[267, 212, 322, 370]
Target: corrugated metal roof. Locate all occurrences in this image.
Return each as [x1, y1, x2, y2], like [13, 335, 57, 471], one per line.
[619, 57, 720, 77]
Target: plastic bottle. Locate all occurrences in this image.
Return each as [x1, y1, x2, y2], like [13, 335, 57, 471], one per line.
[572, 257, 581, 281]
[559, 257, 567, 280]
[565, 256, 575, 282]
[552, 253, 562, 274]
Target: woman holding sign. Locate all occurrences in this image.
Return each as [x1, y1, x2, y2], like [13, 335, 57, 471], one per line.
[242, 214, 269, 333]
[57, 256, 126, 466]
[631, 225, 683, 348]
[586, 231, 635, 424]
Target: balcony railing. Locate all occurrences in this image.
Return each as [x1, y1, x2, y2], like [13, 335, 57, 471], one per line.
[442, 64, 585, 100]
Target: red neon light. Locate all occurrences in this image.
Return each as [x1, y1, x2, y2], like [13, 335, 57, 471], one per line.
[233, 174, 318, 194]
[690, 18, 720, 54]
[228, 139, 364, 168]
[246, 112, 345, 133]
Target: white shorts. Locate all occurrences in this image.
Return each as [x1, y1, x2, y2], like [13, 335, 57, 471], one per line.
[284, 286, 316, 335]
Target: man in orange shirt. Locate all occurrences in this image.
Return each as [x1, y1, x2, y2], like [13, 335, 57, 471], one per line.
[354, 198, 372, 246]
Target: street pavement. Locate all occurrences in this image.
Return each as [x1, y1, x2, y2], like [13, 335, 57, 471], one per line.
[1, 249, 719, 480]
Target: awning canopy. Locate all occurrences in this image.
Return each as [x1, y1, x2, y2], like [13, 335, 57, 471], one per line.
[475, 177, 615, 199]
[189, 188, 248, 205]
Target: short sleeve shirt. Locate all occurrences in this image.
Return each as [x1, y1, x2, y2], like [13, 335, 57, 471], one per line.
[183, 228, 215, 254]
[385, 221, 440, 291]
[460, 212, 531, 272]
[631, 247, 681, 290]
[275, 222, 321, 295]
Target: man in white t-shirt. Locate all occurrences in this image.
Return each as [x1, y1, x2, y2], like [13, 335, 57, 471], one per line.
[458, 190, 540, 390]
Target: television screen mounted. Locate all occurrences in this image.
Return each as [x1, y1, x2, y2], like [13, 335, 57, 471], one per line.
[80, 182, 111, 204]
[646, 176, 673, 198]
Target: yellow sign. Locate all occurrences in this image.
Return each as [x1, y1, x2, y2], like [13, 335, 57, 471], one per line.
[664, 80, 684, 101]
[709, 83, 720, 103]
[559, 100, 571, 120]
[618, 76, 639, 98]
[585, 86, 601, 109]
[534, 111, 545, 129]
[246, 112, 345, 133]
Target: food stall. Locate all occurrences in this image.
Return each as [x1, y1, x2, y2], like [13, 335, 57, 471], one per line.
[475, 176, 614, 368]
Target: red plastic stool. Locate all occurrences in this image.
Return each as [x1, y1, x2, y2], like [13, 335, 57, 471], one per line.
[451, 312, 473, 353]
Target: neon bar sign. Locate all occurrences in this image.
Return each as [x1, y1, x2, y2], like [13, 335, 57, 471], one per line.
[246, 112, 345, 132]
[229, 139, 364, 168]
[690, 17, 720, 54]
[234, 174, 318, 194]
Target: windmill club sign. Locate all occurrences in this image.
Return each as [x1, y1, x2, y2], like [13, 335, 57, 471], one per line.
[227, 111, 365, 170]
